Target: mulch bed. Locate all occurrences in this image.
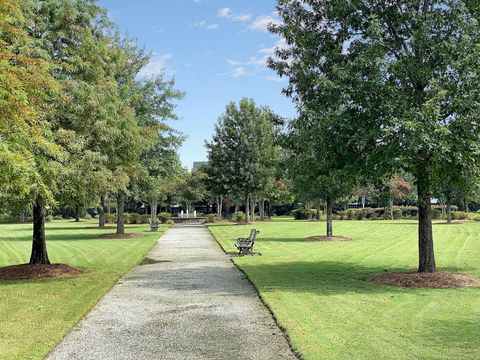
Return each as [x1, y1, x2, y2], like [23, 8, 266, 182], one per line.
[99, 233, 143, 239]
[368, 271, 480, 289]
[0, 264, 83, 280]
[305, 236, 353, 242]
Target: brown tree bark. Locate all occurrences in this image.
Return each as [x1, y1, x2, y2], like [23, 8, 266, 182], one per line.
[446, 197, 452, 224]
[116, 192, 125, 235]
[245, 195, 250, 223]
[417, 172, 436, 272]
[151, 198, 158, 222]
[326, 197, 333, 237]
[75, 205, 80, 222]
[98, 197, 106, 229]
[30, 196, 50, 264]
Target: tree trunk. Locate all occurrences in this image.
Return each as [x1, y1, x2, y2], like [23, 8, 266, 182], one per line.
[245, 195, 250, 223]
[151, 198, 158, 222]
[417, 173, 436, 273]
[116, 192, 125, 235]
[316, 200, 321, 221]
[465, 199, 469, 219]
[30, 196, 50, 265]
[389, 196, 394, 221]
[260, 199, 265, 221]
[20, 211, 27, 223]
[75, 205, 80, 222]
[98, 197, 106, 229]
[446, 198, 452, 224]
[361, 194, 366, 208]
[326, 197, 333, 237]
[234, 203, 239, 214]
[250, 199, 255, 221]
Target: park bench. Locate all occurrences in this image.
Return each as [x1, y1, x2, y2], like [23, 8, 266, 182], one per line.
[235, 229, 260, 255]
[148, 218, 159, 232]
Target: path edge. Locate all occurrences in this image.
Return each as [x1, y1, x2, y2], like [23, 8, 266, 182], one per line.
[205, 225, 304, 360]
[43, 227, 170, 360]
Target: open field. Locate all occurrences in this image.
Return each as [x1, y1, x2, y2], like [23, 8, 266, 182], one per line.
[208, 219, 480, 360]
[0, 220, 166, 360]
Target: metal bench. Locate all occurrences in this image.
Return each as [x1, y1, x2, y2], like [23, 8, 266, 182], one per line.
[235, 229, 260, 255]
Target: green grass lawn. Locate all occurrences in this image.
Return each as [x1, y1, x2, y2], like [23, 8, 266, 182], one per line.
[0, 220, 167, 360]
[208, 219, 480, 360]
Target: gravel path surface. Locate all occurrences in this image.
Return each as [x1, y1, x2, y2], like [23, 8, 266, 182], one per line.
[47, 224, 296, 360]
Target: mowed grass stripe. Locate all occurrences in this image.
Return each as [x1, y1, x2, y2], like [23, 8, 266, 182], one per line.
[0, 220, 166, 360]
[208, 219, 480, 360]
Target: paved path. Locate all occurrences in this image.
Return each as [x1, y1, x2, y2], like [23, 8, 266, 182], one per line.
[47, 224, 296, 360]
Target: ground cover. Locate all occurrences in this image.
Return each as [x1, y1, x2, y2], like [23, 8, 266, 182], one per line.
[208, 219, 480, 360]
[0, 220, 166, 360]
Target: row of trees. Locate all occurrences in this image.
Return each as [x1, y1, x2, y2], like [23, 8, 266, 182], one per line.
[266, 0, 480, 272]
[0, 0, 183, 264]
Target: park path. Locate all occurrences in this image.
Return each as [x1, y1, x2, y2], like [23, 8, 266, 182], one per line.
[47, 224, 296, 360]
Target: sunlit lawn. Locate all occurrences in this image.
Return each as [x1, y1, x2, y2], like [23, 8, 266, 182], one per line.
[0, 220, 166, 360]
[208, 219, 480, 360]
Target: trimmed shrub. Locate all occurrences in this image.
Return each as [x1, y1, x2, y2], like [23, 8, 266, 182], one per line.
[84, 213, 93, 220]
[233, 211, 245, 223]
[207, 214, 217, 223]
[123, 213, 131, 224]
[292, 208, 315, 220]
[452, 211, 468, 220]
[157, 212, 171, 224]
[166, 219, 175, 225]
[129, 213, 141, 224]
[53, 215, 63, 220]
[45, 215, 53, 222]
[140, 214, 150, 224]
[392, 208, 403, 220]
[105, 213, 116, 224]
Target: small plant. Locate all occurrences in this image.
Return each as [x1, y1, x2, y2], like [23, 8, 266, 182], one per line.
[123, 213, 131, 224]
[291, 208, 315, 220]
[53, 215, 63, 221]
[45, 215, 53, 222]
[84, 213, 93, 220]
[105, 213, 116, 224]
[207, 214, 217, 223]
[130, 213, 140, 224]
[157, 212, 171, 224]
[140, 214, 150, 224]
[166, 219, 175, 225]
[233, 211, 245, 223]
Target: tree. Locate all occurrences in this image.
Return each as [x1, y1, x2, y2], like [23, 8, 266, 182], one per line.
[0, 0, 63, 264]
[206, 99, 278, 223]
[270, 0, 480, 272]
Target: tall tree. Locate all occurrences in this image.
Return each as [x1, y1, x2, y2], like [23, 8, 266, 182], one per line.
[270, 0, 480, 272]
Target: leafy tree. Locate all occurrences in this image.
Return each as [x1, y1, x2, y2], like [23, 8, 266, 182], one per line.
[270, 0, 480, 272]
[206, 99, 278, 222]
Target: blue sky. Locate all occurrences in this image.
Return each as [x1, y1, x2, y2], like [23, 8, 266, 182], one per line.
[98, 0, 296, 169]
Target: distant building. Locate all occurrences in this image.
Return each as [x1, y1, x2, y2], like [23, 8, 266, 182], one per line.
[192, 161, 207, 171]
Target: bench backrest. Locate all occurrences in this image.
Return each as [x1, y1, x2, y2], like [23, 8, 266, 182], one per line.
[249, 229, 260, 242]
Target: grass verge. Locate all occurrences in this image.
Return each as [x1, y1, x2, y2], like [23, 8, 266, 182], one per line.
[0, 220, 167, 360]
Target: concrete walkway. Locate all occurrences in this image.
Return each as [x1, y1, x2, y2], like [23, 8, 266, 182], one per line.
[47, 224, 296, 360]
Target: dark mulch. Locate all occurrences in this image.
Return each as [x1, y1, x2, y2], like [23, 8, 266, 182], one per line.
[99, 233, 143, 239]
[0, 264, 83, 280]
[305, 236, 353, 242]
[368, 270, 480, 289]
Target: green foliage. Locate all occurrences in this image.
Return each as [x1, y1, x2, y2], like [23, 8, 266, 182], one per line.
[206, 214, 217, 223]
[452, 212, 468, 221]
[157, 212, 171, 224]
[233, 211, 245, 223]
[291, 209, 315, 220]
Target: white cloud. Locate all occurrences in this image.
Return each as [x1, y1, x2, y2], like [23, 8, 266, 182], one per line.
[218, 8, 231, 18]
[259, 38, 288, 56]
[232, 14, 252, 22]
[138, 53, 174, 78]
[247, 13, 281, 32]
[218, 8, 251, 22]
[265, 76, 286, 82]
[232, 66, 247, 78]
[193, 20, 219, 30]
[227, 59, 242, 66]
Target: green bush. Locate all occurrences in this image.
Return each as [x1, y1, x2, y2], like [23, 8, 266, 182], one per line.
[84, 213, 93, 220]
[123, 213, 131, 224]
[471, 215, 480, 222]
[53, 215, 63, 220]
[166, 219, 175, 225]
[452, 211, 468, 220]
[105, 213, 116, 224]
[233, 211, 245, 223]
[368, 212, 378, 220]
[45, 215, 53, 222]
[140, 214, 150, 224]
[431, 208, 443, 220]
[130, 213, 141, 224]
[292, 208, 315, 220]
[157, 212, 171, 224]
[0, 214, 17, 223]
[207, 214, 217, 223]
[392, 208, 403, 220]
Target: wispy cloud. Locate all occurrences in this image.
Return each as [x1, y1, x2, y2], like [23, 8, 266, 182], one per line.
[218, 8, 231, 18]
[232, 66, 247, 78]
[218, 8, 252, 23]
[247, 13, 281, 32]
[193, 20, 219, 30]
[138, 53, 174, 78]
